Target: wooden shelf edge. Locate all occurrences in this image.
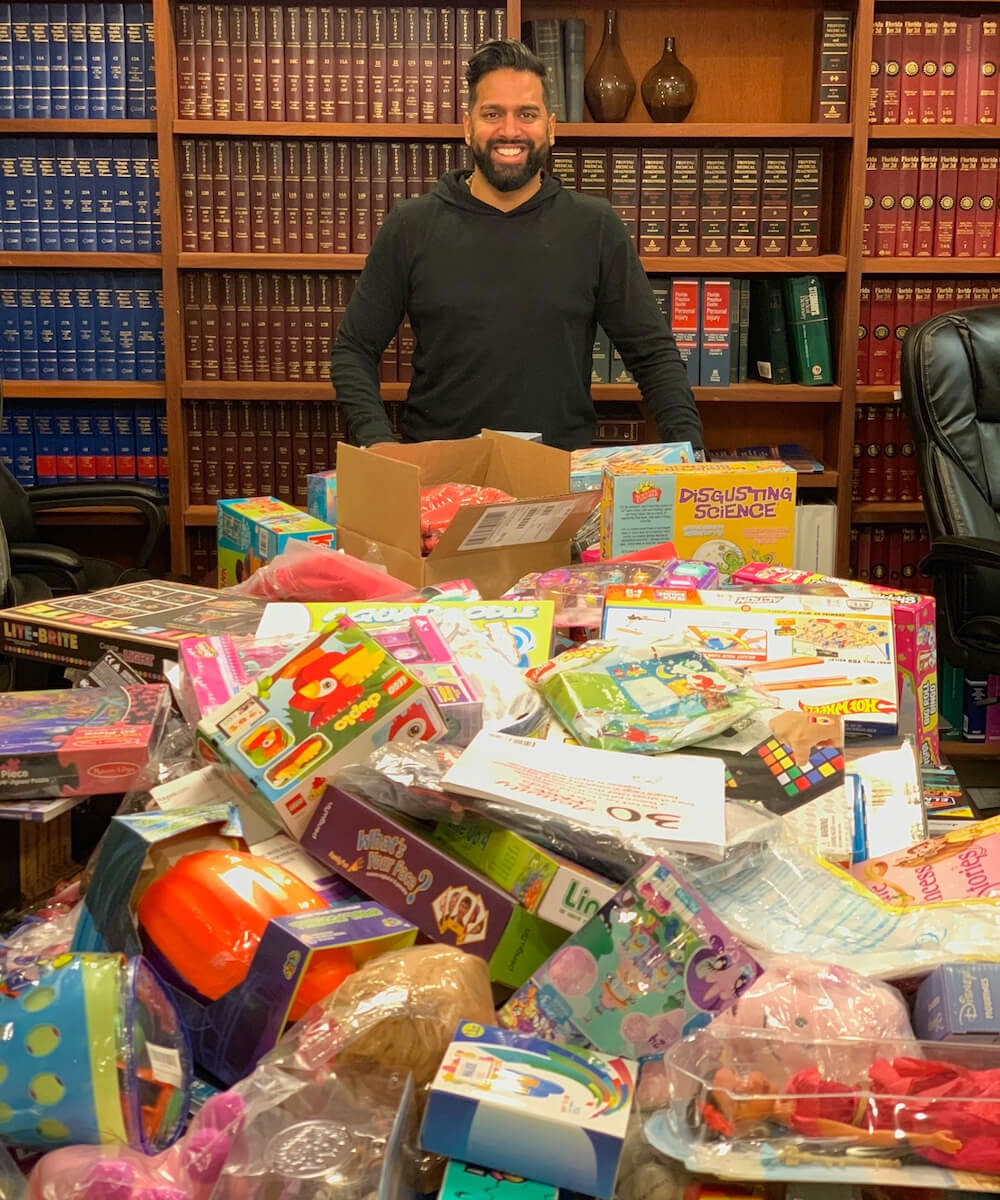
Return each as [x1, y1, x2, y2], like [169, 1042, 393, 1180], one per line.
[694, 384, 842, 403]
[0, 252, 162, 268]
[856, 385, 903, 404]
[0, 118, 157, 133]
[173, 119, 465, 138]
[797, 471, 840, 487]
[2, 380, 167, 398]
[852, 501, 926, 523]
[185, 505, 217, 526]
[178, 252, 367, 270]
[862, 257, 1000, 274]
[869, 125, 1000, 139]
[941, 739, 1000, 760]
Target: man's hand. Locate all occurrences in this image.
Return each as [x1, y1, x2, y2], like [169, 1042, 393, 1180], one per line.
[768, 710, 844, 767]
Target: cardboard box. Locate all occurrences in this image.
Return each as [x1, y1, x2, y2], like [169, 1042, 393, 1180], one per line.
[731, 565, 940, 765]
[914, 962, 1000, 1043]
[71, 804, 417, 1084]
[217, 496, 336, 588]
[570, 442, 694, 492]
[301, 786, 567, 988]
[430, 813, 616, 932]
[335, 432, 597, 597]
[306, 470, 338, 524]
[421, 1023, 634, 1200]
[599, 462, 797, 574]
[196, 616, 448, 838]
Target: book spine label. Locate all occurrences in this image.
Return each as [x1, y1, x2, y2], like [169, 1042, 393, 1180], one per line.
[979, 16, 998, 123]
[728, 148, 760, 255]
[790, 146, 821, 255]
[231, 138, 251, 252]
[957, 17, 980, 125]
[438, 6, 455, 122]
[251, 269, 270, 378]
[211, 2, 230, 118]
[202, 400, 221, 502]
[369, 6, 386, 120]
[975, 149, 998, 257]
[318, 140, 335, 251]
[284, 4, 302, 120]
[698, 147, 730, 255]
[813, 10, 852, 121]
[284, 139, 302, 254]
[219, 269, 237, 381]
[637, 148, 667, 255]
[179, 137, 198, 251]
[882, 16, 903, 123]
[301, 138, 318, 253]
[318, 5, 335, 119]
[895, 149, 918, 256]
[670, 277, 700, 385]
[759, 148, 791, 255]
[857, 279, 870, 386]
[230, 4, 249, 119]
[351, 5, 368, 121]
[874, 148, 899, 256]
[247, 5, 267, 119]
[266, 137, 284, 252]
[403, 5, 419, 121]
[237, 398, 258, 495]
[870, 16, 884, 124]
[899, 14, 923, 124]
[954, 149, 979, 257]
[301, 272, 317, 379]
[668, 148, 699, 256]
[334, 6, 351, 121]
[918, 15, 940, 125]
[699, 278, 730, 386]
[419, 6, 436, 121]
[351, 140, 371, 252]
[301, 4, 318, 120]
[938, 16, 958, 124]
[890, 282, 913, 386]
[914, 148, 937, 256]
[867, 282, 894, 385]
[193, 2, 212, 117]
[609, 148, 639, 245]
[265, 4, 285, 118]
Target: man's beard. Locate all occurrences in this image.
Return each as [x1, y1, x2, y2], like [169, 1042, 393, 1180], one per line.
[470, 137, 550, 193]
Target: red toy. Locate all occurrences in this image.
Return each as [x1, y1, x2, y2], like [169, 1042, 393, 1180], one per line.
[419, 483, 514, 555]
[274, 641, 384, 727]
[137, 850, 356, 1021]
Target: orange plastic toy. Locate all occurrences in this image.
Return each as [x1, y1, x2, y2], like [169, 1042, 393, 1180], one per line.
[136, 849, 356, 1021]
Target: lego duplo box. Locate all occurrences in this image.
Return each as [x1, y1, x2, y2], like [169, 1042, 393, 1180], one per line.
[599, 461, 797, 576]
[70, 803, 417, 1083]
[336, 432, 597, 597]
[421, 1023, 635, 1200]
[301, 785, 567, 988]
[914, 962, 1000, 1043]
[430, 813, 616, 932]
[195, 615, 448, 839]
[217, 496, 336, 588]
[570, 442, 694, 493]
[307, 470, 338, 525]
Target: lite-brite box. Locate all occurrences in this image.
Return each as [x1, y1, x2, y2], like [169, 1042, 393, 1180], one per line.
[217, 496, 336, 588]
[439, 1160, 559, 1200]
[430, 813, 616, 932]
[602, 586, 898, 737]
[71, 803, 416, 1083]
[177, 634, 302, 723]
[570, 443, 694, 493]
[851, 815, 1000, 908]
[0, 686, 171, 799]
[498, 857, 763, 1060]
[256, 599, 555, 670]
[913, 962, 1000, 1043]
[732, 563, 939, 766]
[370, 615, 483, 745]
[196, 616, 448, 839]
[421, 1022, 634, 1199]
[307, 470, 338, 524]
[599, 462, 797, 574]
[301, 785, 567, 988]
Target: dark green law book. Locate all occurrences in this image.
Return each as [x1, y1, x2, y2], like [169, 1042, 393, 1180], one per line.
[748, 278, 792, 384]
[783, 274, 833, 385]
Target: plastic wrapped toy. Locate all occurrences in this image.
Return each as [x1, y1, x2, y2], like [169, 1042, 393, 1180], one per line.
[528, 639, 762, 754]
[419, 484, 514, 555]
[0, 953, 190, 1152]
[27, 1091, 244, 1200]
[227, 538, 419, 602]
[136, 850, 357, 1021]
[507, 563, 679, 631]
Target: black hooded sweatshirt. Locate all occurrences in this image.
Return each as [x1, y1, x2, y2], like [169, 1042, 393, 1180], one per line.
[330, 168, 704, 452]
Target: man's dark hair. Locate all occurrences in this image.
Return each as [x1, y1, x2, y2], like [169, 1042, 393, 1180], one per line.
[465, 39, 551, 110]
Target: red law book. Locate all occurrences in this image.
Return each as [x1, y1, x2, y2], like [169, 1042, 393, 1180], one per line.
[938, 15, 958, 124]
[268, 272, 287, 382]
[237, 399, 258, 496]
[954, 277, 973, 309]
[284, 140, 303, 255]
[931, 278, 956, 315]
[918, 14, 940, 124]
[371, 140, 389, 237]
[369, 7, 387, 121]
[301, 140, 318, 254]
[265, 5, 285, 119]
[861, 152, 877, 256]
[316, 273, 333, 379]
[256, 402, 275, 496]
[972, 279, 992, 310]
[285, 274, 302, 383]
[456, 7, 474, 110]
[911, 276, 933, 329]
[895, 149, 919, 255]
[934, 149, 959, 256]
[334, 141, 351, 252]
[350, 6, 368, 122]
[849, 525, 859, 579]
[318, 6, 335, 120]
[386, 8, 404, 121]
[857, 280, 871, 385]
[403, 6, 420, 122]
[855, 525, 872, 583]
[178, 138, 198, 252]
[899, 13, 923, 124]
[980, 15, 999, 124]
[351, 140, 372, 252]
[310, 401, 329, 473]
[301, 6, 319, 121]
[334, 7, 352, 122]
[439, 7, 456, 123]
[235, 272, 254, 380]
[880, 403, 899, 509]
[231, 139, 251, 253]
[852, 408, 863, 499]
[249, 140, 268, 252]
[182, 271, 202, 381]
[301, 274, 318, 380]
[175, 4, 197, 118]
[185, 402, 205, 504]
[219, 400, 239, 499]
[200, 273, 221, 382]
[195, 138, 214, 252]
[419, 7, 437, 122]
[251, 271, 270, 380]
[867, 280, 895, 386]
[914, 147, 937, 255]
[194, 4, 214, 119]
[284, 6, 303, 121]
[882, 15, 903, 123]
[248, 6, 267, 120]
[212, 138, 233, 253]
[891, 279, 914, 385]
[291, 401, 310, 503]
[421, 141, 439, 195]
[975, 149, 999, 256]
[887, 528, 903, 589]
[219, 271, 238, 383]
[274, 403, 293, 504]
[899, 525, 918, 588]
[874, 148, 900, 256]
[230, 6, 249, 120]
[405, 140, 422, 198]
[870, 15, 885, 123]
[897, 407, 919, 502]
[957, 16, 980, 124]
[318, 141, 335, 250]
[266, 138, 284, 252]
[953, 149, 979, 257]
[388, 141, 406, 210]
[858, 404, 885, 501]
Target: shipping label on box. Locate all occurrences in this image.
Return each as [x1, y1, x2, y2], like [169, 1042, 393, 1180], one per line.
[197, 616, 447, 838]
[217, 496, 336, 588]
[599, 462, 797, 575]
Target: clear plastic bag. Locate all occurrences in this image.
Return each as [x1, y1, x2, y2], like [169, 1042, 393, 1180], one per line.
[226, 538, 419, 603]
[334, 744, 468, 823]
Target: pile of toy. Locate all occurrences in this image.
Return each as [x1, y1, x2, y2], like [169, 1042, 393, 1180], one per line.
[1, 433, 999, 1200]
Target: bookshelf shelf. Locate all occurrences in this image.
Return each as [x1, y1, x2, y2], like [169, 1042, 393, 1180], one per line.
[182, 381, 335, 400]
[869, 125, 1000, 140]
[856, 385, 903, 405]
[862, 257, 1000, 274]
[177, 253, 367, 270]
[0, 253, 163, 269]
[2, 381, 167, 399]
[940, 739, 1000, 760]
[797, 472, 840, 488]
[852, 501, 926, 523]
[641, 255, 847, 274]
[173, 120, 467, 138]
[555, 123, 854, 140]
[185, 505, 220, 526]
[0, 119, 157, 134]
[693, 384, 842, 404]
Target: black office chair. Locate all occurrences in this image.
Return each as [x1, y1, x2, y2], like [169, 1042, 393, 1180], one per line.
[0, 463, 167, 596]
[899, 305, 1000, 674]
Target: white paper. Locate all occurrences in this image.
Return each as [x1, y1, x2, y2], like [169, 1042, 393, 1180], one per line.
[443, 730, 727, 858]
[145, 1042, 183, 1088]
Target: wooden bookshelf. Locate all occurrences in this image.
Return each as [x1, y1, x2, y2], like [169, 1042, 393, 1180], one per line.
[862, 257, 1000, 275]
[869, 125, 1000, 140]
[0, 119, 157, 133]
[852, 501, 927, 523]
[941, 740, 1000, 761]
[856, 385, 901, 405]
[0, 253, 163, 269]
[2, 381, 167, 399]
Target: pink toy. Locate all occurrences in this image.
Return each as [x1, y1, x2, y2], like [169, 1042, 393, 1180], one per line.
[28, 1092, 246, 1200]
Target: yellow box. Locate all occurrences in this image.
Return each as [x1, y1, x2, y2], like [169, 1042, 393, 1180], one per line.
[599, 461, 797, 578]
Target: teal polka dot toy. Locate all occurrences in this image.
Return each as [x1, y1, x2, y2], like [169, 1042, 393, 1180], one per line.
[0, 953, 191, 1151]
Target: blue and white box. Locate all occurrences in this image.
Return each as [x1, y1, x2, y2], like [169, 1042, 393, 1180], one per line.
[914, 962, 1000, 1044]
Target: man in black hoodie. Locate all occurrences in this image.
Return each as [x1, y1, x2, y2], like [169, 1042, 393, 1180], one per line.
[330, 39, 704, 454]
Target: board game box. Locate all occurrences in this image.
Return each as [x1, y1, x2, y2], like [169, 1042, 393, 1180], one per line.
[0, 582, 266, 681]
[0, 685, 172, 799]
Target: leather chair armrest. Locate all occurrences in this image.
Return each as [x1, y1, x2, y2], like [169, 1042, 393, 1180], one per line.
[26, 484, 167, 570]
[10, 542, 85, 573]
[924, 536, 1000, 573]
